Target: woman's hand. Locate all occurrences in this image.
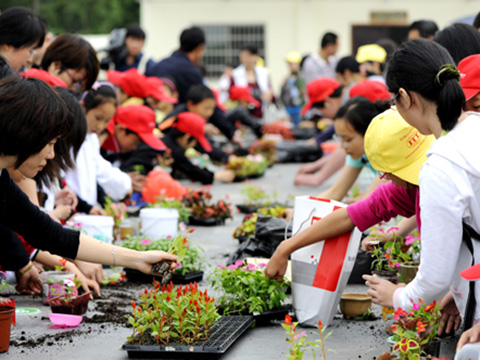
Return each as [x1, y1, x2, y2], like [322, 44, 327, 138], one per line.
[55, 187, 78, 208]
[363, 274, 403, 308]
[135, 251, 178, 275]
[264, 243, 289, 282]
[74, 260, 104, 284]
[15, 263, 42, 295]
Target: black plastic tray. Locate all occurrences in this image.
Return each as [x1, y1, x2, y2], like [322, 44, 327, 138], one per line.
[188, 216, 226, 226]
[235, 203, 288, 215]
[218, 305, 292, 326]
[232, 171, 265, 183]
[124, 268, 204, 284]
[122, 315, 255, 359]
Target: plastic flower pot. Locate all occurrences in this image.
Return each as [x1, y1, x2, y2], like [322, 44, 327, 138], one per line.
[339, 293, 372, 319]
[39, 271, 76, 305]
[0, 305, 14, 353]
[398, 263, 419, 284]
[48, 292, 90, 315]
[372, 270, 398, 284]
[422, 338, 440, 358]
[49, 313, 83, 327]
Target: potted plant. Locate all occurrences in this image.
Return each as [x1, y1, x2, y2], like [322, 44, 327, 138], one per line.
[183, 187, 232, 226]
[39, 258, 76, 304]
[368, 227, 401, 283]
[339, 293, 372, 319]
[237, 182, 272, 213]
[394, 234, 421, 284]
[261, 122, 294, 140]
[0, 274, 15, 353]
[381, 299, 443, 359]
[226, 155, 269, 181]
[148, 196, 192, 225]
[209, 260, 290, 323]
[48, 275, 90, 315]
[233, 206, 287, 242]
[121, 230, 205, 284]
[248, 139, 277, 165]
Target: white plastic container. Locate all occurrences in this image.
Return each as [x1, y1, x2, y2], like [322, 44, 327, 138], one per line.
[39, 271, 76, 304]
[139, 208, 179, 240]
[74, 215, 114, 244]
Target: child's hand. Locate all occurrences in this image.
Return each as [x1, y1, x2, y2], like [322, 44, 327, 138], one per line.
[214, 170, 235, 183]
[457, 322, 480, 351]
[90, 206, 107, 216]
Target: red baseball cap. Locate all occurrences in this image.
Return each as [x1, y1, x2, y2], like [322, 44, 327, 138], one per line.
[349, 80, 391, 103]
[107, 68, 148, 98]
[21, 68, 67, 88]
[229, 86, 261, 108]
[145, 77, 178, 104]
[109, 105, 166, 151]
[461, 262, 480, 281]
[172, 112, 212, 152]
[458, 54, 480, 101]
[301, 77, 341, 115]
[211, 88, 226, 112]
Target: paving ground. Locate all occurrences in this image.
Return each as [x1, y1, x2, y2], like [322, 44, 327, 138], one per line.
[5, 163, 460, 360]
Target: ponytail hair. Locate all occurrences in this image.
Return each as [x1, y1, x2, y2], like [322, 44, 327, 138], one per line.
[82, 81, 117, 112]
[385, 39, 464, 131]
[334, 96, 390, 135]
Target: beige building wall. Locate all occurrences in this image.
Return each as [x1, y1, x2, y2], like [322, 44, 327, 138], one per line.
[139, 0, 478, 91]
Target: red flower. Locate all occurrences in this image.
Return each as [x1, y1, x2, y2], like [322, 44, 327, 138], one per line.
[318, 320, 323, 328]
[166, 296, 171, 302]
[416, 321, 426, 333]
[187, 228, 195, 233]
[59, 258, 67, 267]
[132, 301, 136, 309]
[285, 314, 292, 325]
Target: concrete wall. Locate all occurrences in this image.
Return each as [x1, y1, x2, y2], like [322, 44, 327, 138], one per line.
[140, 0, 478, 91]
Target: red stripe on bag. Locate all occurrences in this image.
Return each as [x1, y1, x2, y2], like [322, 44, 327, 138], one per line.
[312, 206, 350, 291]
[308, 196, 331, 203]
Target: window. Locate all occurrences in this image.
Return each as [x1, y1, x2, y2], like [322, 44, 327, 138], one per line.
[198, 24, 265, 78]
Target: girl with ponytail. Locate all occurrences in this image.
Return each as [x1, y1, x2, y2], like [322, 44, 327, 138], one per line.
[365, 39, 480, 339]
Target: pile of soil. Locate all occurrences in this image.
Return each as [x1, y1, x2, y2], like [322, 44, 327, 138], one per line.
[17, 328, 92, 348]
[84, 300, 129, 326]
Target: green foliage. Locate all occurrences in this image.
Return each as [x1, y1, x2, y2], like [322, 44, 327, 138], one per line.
[233, 206, 286, 239]
[127, 280, 220, 345]
[226, 155, 268, 178]
[0, 0, 139, 35]
[121, 232, 205, 276]
[209, 261, 289, 315]
[240, 182, 271, 206]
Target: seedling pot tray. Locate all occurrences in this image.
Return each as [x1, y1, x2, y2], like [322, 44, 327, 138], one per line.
[188, 216, 226, 226]
[236, 203, 288, 214]
[124, 268, 204, 284]
[218, 305, 292, 326]
[122, 315, 255, 359]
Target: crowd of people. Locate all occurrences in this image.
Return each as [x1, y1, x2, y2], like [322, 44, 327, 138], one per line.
[2, 4, 480, 356]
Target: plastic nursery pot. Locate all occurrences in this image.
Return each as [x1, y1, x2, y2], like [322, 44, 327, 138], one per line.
[0, 305, 14, 353]
[422, 338, 440, 358]
[372, 270, 398, 284]
[339, 293, 372, 319]
[398, 263, 419, 284]
[48, 292, 90, 315]
[39, 271, 76, 305]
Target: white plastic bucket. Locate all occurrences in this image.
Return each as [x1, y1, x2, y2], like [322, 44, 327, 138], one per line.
[74, 215, 114, 244]
[140, 208, 179, 240]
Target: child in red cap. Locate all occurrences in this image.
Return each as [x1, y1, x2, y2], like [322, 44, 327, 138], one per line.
[225, 85, 263, 138]
[107, 68, 148, 105]
[160, 112, 235, 184]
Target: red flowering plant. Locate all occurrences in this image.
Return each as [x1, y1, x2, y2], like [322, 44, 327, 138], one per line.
[226, 155, 268, 178]
[282, 315, 331, 360]
[183, 187, 232, 221]
[386, 298, 442, 359]
[248, 139, 277, 165]
[127, 280, 220, 345]
[261, 122, 294, 140]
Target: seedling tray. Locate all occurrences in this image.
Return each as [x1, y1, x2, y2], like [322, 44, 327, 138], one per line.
[219, 304, 292, 326]
[188, 216, 226, 226]
[122, 315, 255, 359]
[124, 268, 204, 284]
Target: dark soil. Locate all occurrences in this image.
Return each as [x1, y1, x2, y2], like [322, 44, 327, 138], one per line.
[16, 329, 92, 348]
[83, 299, 130, 326]
[151, 260, 173, 285]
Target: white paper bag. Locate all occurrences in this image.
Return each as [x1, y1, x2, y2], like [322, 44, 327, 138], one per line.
[291, 196, 361, 327]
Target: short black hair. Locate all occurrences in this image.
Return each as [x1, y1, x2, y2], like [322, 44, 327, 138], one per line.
[330, 85, 344, 98]
[126, 25, 146, 40]
[41, 34, 100, 90]
[473, 12, 480, 29]
[321, 32, 338, 49]
[241, 43, 258, 55]
[0, 55, 14, 79]
[335, 56, 360, 75]
[0, 76, 71, 168]
[180, 26, 205, 52]
[185, 84, 214, 105]
[83, 83, 117, 112]
[36, 87, 86, 188]
[434, 23, 480, 64]
[386, 39, 464, 131]
[0, 6, 46, 49]
[409, 20, 439, 39]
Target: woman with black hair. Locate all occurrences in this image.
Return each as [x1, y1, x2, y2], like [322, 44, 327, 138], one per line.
[434, 23, 480, 64]
[364, 39, 480, 336]
[0, 6, 45, 72]
[0, 76, 175, 293]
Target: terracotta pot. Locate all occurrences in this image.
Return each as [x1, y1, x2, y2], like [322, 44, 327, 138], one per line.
[0, 305, 14, 353]
[398, 263, 419, 284]
[339, 293, 372, 319]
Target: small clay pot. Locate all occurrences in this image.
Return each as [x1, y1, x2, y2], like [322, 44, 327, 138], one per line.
[339, 293, 372, 319]
[0, 305, 14, 353]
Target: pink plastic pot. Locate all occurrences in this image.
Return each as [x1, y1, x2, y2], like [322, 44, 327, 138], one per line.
[49, 313, 82, 327]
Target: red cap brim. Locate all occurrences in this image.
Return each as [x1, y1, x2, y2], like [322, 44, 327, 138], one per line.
[106, 70, 123, 86]
[461, 263, 480, 281]
[463, 87, 480, 102]
[248, 96, 261, 108]
[301, 101, 313, 116]
[139, 133, 167, 151]
[196, 136, 213, 152]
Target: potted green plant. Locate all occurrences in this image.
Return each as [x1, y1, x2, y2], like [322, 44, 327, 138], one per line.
[122, 230, 205, 284]
[48, 275, 90, 315]
[394, 234, 421, 284]
[380, 299, 443, 359]
[209, 260, 290, 322]
[0, 274, 15, 353]
[368, 227, 401, 283]
[233, 206, 287, 242]
[226, 155, 269, 181]
[39, 258, 76, 304]
[248, 139, 277, 165]
[183, 187, 232, 226]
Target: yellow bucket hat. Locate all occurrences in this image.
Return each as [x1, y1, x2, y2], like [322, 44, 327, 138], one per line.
[356, 44, 387, 64]
[365, 109, 435, 185]
[286, 51, 302, 64]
